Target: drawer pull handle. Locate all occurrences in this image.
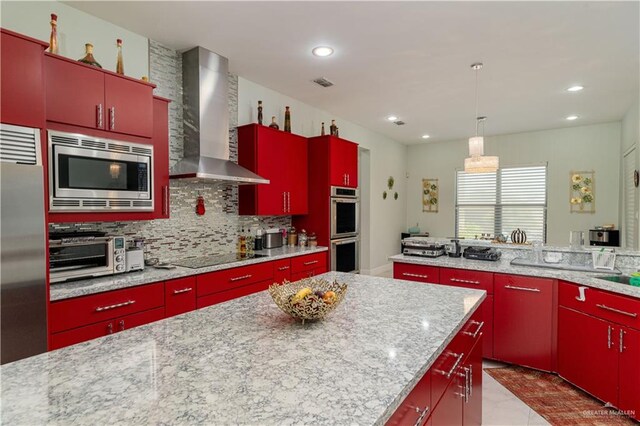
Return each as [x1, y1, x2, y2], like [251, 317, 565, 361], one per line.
[596, 304, 637, 318]
[95, 300, 135, 312]
[620, 329, 625, 353]
[118, 319, 125, 331]
[278, 266, 290, 271]
[437, 352, 464, 379]
[96, 104, 103, 128]
[403, 272, 428, 279]
[607, 325, 613, 349]
[414, 405, 430, 426]
[504, 285, 540, 293]
[303, 260, 319, 266]
[173, 287, 193, 295]
[462, 320, 485, 339]
[450, 278, 481, 285]
[109, 106, 115, 130]
[230, 274, 252, 282]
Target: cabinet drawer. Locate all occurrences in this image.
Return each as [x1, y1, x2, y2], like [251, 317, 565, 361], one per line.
[197, 280, 270, 309]
[291, 253, 327, 273]
[440, 268, 494, 294]
[50, 283, 164, 333]
[50, 307, 164, 350]
[386, 370, 431, 426]
[197, 263, 273, 297]
[165, 277, 197, 318]
[394, 263, 439, 284]
[559, 281, 640, 330]
[273, 259, 291, 284]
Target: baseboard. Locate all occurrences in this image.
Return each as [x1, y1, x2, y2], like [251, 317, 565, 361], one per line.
[362, 263, 392, 276]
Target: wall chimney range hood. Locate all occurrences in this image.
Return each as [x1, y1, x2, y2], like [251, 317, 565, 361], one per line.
[170, 47, 269, 184]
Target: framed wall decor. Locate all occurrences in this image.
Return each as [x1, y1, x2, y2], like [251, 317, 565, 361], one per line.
[422, 178, 439, 213]
[569, 171, 595, 213]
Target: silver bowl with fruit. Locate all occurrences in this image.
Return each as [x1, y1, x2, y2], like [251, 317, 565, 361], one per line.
[268, 278, 347, 323]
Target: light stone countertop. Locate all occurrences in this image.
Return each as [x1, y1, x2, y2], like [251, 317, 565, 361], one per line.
[50, 246, 328, 302]
[1, 272, 485, 426]
[389, 254, 640, 299]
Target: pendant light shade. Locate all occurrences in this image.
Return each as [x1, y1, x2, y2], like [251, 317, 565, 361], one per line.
[464, 63, 498, 173]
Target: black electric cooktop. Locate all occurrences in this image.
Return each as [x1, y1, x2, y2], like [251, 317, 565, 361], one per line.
[172, 253, 269, 269]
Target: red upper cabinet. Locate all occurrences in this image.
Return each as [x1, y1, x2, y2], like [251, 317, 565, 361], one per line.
[152, 96, 170, 219]
[327, 136, 358, 188]
[238, 124, 308, 215]
[44, 53, 154, 138]
[1, 29, 48, 128]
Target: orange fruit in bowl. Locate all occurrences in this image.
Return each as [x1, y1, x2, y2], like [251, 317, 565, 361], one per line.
[322, 291, 336, 304]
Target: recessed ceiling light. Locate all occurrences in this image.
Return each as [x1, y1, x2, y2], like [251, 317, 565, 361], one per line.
[566, 115, 579, 121]
[567, 85, 584, 92]
[312, 46, 334, 57]
[421, 134, 430, 139]
[387, 116, 398, 121]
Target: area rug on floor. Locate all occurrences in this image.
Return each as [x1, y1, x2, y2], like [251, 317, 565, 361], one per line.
[484, 366, 637, 425]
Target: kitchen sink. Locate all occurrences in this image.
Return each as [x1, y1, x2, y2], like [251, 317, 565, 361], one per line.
[598, 275, 633, 285]
[510, 257, 622, 274]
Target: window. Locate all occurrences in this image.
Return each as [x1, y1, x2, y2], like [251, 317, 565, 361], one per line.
[456, 165, 547, 242]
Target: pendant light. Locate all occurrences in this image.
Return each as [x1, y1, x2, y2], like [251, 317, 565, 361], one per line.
[464, 63, 499, 173]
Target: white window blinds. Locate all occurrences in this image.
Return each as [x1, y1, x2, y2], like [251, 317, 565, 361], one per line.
[456, 165, 547, 242]
[624, 149, 638, 249]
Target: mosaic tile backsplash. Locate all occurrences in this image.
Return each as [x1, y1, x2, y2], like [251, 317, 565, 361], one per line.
[49, 40, 291, 261]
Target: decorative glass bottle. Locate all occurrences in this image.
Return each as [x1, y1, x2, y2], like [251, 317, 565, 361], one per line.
[321, 122, 325, 136]
[269, 116, 279, 130]
[116, 39, 124, 75]
[48, 14, 58, 54]
[284, 106, 291, 132]
[78, 43, 102, 68]
[257, 100, 263, 125]
[330, 119, 338, 136]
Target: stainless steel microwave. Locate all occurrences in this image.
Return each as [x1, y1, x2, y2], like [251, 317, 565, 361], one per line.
[48, 130, 153, 211]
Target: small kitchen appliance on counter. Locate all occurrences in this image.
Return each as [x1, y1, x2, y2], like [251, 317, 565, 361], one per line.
[447, 239, 462, 258]
[125, 248, 145, 272]
[263, 229, 283, 249]
[589, 229, 620, 247]
[463, 246, 502, 261]
[402, 239, 446, 258]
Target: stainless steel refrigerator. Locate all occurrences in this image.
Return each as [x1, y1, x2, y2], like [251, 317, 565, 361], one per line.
[0, 123, 47, 364]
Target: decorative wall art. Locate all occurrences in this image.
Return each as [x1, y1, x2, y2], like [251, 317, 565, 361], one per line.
[570, 171, 595, 213]
[422, 179, 439, 212]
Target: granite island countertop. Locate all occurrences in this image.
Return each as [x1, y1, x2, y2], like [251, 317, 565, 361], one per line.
[389, 253, 640, 299]
[2, 272, 485, 426]
[50, 246, 328, 301]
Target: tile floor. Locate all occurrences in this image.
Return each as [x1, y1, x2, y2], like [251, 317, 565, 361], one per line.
[372, 268, 549, 425]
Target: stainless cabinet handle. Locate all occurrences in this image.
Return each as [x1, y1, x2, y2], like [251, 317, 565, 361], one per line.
[402, 272, 428, 279]
[283, 192, 286, 212]
[451, 278, 481, 285]
[596, 304, 637, 318]
[463, 367, 470, 403]
[96, 104, 103, 128]
[344, 174, 347, 185]
[109, 107, 115, 130]
[462, 320, 485, 338]
[303, 260, 319, 266]
[95, 300, 135, 312]
[287, 192, 291, 213]
[278, 266, 290, 271]
[437, 352, 464, 379]
[347, 174, 350, 186]
[504, 284, 541, 293]
[118, 319, 125, 331]
[607, 326, 613, 349]
[620, 329, 625, 353]
[468, 364, 473, 398]
[413, 405, 430, 426]
[107, 323, 113, 334]
[173, 287, 193, 295]
[230, 274, 252, 282]
[162, 185, 169, 216]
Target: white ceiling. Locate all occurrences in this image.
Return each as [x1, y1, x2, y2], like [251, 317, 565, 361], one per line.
[68, 1, 639, 145]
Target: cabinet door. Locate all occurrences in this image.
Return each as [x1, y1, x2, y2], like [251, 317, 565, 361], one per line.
[329, 138, 347, 187]
[463, 339, 483, 426]
[114, 307, 165, 333]
[393, 263, 439, 284]
[343, 140, 358, 188]
[50, 319, 114, 350]
[45, 55, 105, 130]
[152, 97, 170, 218]
[1, 31, 46, 128]
[104, 74, 153, 137]
[558, 307, 619, 406]
[165, 277, 196, 318]
[197, 280, 270, 309]
[273, 259, 291, 284]
[386, 372, 431, 426]
[618, 326, 640, 421]
[494, 275, 554, 371]
[482, 295, 494, 359]
[430, 365, 464, 426]
[255, 130, 287, 215]
[286, 135, 308, 214]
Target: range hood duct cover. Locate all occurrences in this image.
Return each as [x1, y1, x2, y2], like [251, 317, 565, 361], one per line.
[170, 46, 268, 184]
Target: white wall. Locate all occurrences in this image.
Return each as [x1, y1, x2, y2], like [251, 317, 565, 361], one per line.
[239, 77, 407, 272]
[406, 122, 621, 246]
[1, 1, 148, 78]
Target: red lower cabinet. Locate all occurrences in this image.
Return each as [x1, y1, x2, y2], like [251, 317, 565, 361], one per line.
[618, 327, 640, 420]
[430, 367, 464, 426]
[386, 372, 431, 426]
[493, 274, 555, 371]
[463, 339, 483, 426]
[393, 263, 439, 284]
[197, 280, 271, 309]
[165, 277, 196, 318]
[481, 296, 494, 359]
[272, 259, 291, 283]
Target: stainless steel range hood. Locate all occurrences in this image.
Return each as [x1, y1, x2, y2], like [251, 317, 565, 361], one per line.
[170, 47, 268, 184]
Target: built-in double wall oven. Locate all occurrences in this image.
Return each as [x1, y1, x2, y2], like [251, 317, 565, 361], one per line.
[48, 130, 154, 211]
[330, 186, 359, 273]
